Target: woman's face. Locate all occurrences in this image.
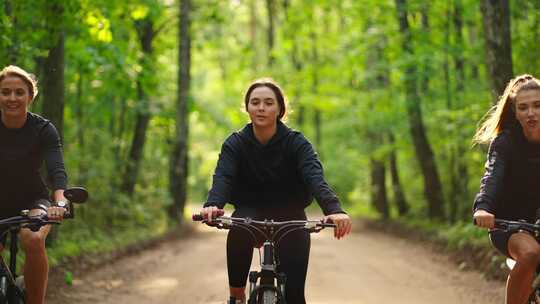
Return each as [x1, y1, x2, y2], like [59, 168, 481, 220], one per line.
[247, 86, 280, 129]
[0, 76, 32, 120]
[515, 89, 540, 142]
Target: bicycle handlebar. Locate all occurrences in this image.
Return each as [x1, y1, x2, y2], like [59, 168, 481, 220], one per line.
[493, 219, 540, 234]
[192, 213, 337, 228]
[0, 214, 61, 232]
[474, 217, 540, 235]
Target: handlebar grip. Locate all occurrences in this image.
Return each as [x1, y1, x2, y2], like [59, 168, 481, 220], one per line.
[192, 209, 225, 221]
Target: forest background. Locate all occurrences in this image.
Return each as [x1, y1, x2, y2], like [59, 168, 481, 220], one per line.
[0, 0, 529, 262]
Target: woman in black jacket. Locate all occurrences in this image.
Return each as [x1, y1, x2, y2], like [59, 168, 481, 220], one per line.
[473, 74, 540, 304]
[199, 78, 352, 304]
[0, 65, 68, 304]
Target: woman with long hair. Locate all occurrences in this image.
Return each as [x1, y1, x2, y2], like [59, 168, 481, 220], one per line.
[473, 74, 540, 304]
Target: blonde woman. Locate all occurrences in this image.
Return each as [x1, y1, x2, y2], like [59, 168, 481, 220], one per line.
[0, 65, 67, 304]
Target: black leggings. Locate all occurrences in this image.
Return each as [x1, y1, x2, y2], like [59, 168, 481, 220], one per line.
[226, 209, 311, 304]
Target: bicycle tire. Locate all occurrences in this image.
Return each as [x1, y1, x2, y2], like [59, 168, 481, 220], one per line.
[261, 289, 276, 304]
[10, 276, 25, 304]
[0, 275, 7, 304]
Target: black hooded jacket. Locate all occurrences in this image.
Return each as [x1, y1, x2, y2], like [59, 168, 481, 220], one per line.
[473, 127, 540, 222]
[204, 121, 344, 216]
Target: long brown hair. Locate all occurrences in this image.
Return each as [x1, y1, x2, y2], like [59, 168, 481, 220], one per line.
[244, 78, 287, 121]
[473, 74, 540, 144]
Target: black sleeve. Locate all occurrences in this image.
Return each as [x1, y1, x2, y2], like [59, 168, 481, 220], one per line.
[294, 133, 345, 215]
[472, 132, 511, 214]
[40, 122, 68, 190]
[204, 137, 238, 209]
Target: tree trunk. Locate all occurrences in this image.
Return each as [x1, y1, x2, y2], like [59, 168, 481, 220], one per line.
[419, 4, 430, 95]
[74, 65, 87, 185]
[481, 0, 513, 99]
[120, 19, 155, 197]
[370, 156, 389, 219]
[450, 0, 470, 222]
[41, 33, 65, 140]
[169, 0, 191, 223]
[249, 0, 258, 75]
[395, 0, 445, 219]
[40, 2, 65, 246]
[265, 0, 275, 66]
[388, 134, 409, 216]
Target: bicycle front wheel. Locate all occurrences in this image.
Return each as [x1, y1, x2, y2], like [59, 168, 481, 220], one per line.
[260, 289, 276, 304]
[0, 275, 7, 304]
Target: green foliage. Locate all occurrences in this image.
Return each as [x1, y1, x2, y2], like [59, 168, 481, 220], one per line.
[0, 0, 534, 261]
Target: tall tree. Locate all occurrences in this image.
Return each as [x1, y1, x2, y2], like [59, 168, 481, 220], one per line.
[169, 0, 191, 222]
[481, 0, 513, 99]
[121, 15, 158, 197]
[40, 2, 65, 139]
[370, 154, 389, 219]
[265, 0, 275, 66]
[388, 133, 408, 216]
[395, 0, 445, 219]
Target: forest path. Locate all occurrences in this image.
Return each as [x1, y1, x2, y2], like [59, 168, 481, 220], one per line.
[47, 214, 504, 304]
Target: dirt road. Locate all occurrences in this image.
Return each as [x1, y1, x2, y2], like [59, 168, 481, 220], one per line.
[47, 219, 504, 304]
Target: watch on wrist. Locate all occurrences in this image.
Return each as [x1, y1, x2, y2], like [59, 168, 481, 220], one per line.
[55, 200, 68, 208]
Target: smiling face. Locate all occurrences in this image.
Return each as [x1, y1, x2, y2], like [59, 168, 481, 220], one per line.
[514, 89, 540, 142]
[0, 76, 33, 122]
[247, 86, 281, 129]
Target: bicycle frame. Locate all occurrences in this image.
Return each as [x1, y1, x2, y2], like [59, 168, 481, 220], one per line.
[194, 214, 334, 304]
[0, 187, 88, 304]
[0, 227, 25, 303]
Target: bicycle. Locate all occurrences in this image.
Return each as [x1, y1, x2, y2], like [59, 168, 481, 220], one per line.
[192, 210, 336, 304]
[0, 187, 88, 304]
[489, 218, 540, 304]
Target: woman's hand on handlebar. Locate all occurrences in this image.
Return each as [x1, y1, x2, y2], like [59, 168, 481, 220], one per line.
[47, 206, 66, 221]
[199, 206, 223, 222]
[473, 209, 495, 229]
[323, 213, 352, 240]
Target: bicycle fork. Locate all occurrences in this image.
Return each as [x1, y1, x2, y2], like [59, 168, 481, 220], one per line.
[248, 241, 286, 303]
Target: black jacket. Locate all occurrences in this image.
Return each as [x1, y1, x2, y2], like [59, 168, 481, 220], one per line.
[205, 121, 344, 215]
[473, 127, 540, 222]
[0, 112, 67, 205]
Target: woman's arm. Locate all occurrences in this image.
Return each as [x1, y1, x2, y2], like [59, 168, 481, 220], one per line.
[293, 133, 351, 238]
[40, 122, 68, 220]
[473, 131, 511, 214]
[293, 133, 344, 215]
[40, 122, 68, 193]
[204, 138, 239, 209]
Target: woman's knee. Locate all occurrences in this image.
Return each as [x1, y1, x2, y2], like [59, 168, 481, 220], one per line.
[20, 228, 48, 253]
[509, 234, 540, 266]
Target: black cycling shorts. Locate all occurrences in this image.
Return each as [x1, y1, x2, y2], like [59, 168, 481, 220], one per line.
[0, 198, 50, 246]
[489, 229, 513, 258]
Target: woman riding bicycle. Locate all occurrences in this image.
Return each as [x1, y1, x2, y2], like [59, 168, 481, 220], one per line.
[473, 74, 540, 304]
[0, 65, 68, 304]
[198, 78, 352, 304]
